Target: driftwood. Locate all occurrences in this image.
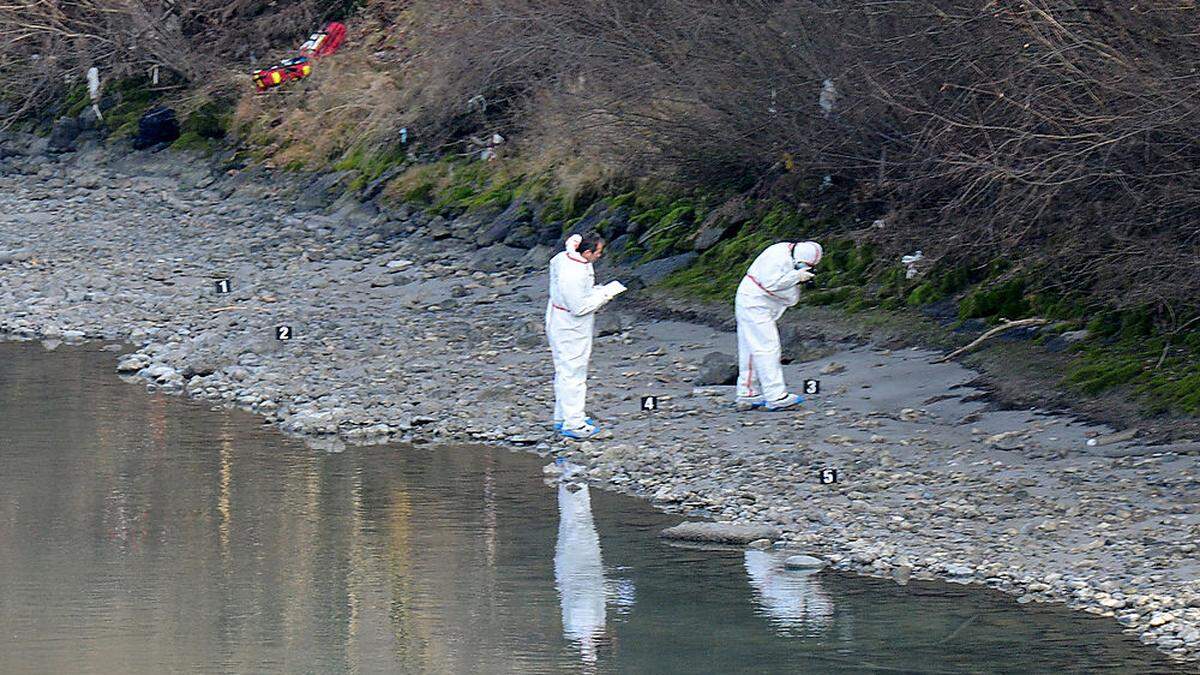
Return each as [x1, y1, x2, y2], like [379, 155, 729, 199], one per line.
[934, 318, 1048, 363]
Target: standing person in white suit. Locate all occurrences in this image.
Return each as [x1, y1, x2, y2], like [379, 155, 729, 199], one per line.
[735, 241, 823, 411]
[546, 231, 625, 439]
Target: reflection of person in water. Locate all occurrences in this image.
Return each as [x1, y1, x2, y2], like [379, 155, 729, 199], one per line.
[743, 549, 834, 634]
[554, 482, 608, 665]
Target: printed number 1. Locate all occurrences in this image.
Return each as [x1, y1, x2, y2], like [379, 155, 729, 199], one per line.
[276, 325, 292, 340]
[215, 279, 231, 294]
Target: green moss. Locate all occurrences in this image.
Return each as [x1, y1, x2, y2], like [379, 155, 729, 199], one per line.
[1066, 356, 1143, 395]
[661, 227, 776, 302]
[63, 83, 91, 117]
[958, 278, 1030, 321]
[906, 281, 943, 306]
[180, 100, 231, 140]
[638, 201, 697, 260]
[803, 286, 857, 306]
[169, 131, 216, 154]
[101, 76, 161, 140]
[1063, 326, 1200, 413]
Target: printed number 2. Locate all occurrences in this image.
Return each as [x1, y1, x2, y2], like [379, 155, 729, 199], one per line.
[819, 468, 838, 484]
[804, 379, 820, 395]
[276, 325, 292, 340]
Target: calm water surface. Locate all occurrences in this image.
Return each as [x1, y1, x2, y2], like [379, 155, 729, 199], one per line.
[0, 341, 1184, 673]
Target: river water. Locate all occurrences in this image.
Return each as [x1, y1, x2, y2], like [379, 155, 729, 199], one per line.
[0, 341, 1183, 673]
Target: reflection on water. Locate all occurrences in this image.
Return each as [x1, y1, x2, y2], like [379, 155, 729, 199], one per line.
[555, 483, 610, 665]
[744, 550, 834, 635]
[0, 341, 1186, 674]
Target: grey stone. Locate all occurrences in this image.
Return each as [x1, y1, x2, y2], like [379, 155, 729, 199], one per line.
[694, 351, 737, 386]
[631, 252, 698, 285]
[1061, 329, 1090, 344]
[659, 521, 780, 544]
[479, 200, 532, 246]
[692, 197, 750, 251]
[296, 171, 353, 210]
[48, 117, 80, 152]
[596, 313, 624, 337]
[521, 244, 554, 268]
[784, 554, 826, 570]
[427, 217, 452, 240]
[470, 244, 527, 273]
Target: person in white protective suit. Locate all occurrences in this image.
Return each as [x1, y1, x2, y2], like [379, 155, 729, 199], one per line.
[735, 241, 823, 410]
[546, 231, 625, 439]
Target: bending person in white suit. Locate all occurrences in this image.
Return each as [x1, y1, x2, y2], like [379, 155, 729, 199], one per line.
[546, 231, 625, 439]
[735, 241, 823, 411]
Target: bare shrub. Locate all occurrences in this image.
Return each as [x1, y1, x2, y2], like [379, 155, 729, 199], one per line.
[0, 0, 323, 128]
[413, 0, 1200, 316]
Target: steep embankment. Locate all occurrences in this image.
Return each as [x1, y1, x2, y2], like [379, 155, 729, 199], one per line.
[2, 138, 1200, 664]
[8, 0, 1200, 423]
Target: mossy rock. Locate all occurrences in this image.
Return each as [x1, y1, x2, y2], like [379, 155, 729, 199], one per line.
[958, 278, 1029, 321]
[906, 281, 943, 306]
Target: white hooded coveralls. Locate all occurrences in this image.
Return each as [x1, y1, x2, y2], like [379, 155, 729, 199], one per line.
[546, 238, 611, 428]
[735, 242, 822, 402]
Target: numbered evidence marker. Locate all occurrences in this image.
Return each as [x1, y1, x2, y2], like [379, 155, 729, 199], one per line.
[275, 325, 293, 341]
[640, 395, 658, 411]
[214, 279, 232, 294]
[818, 468, 839, 485]
[803, 379, 820, 395]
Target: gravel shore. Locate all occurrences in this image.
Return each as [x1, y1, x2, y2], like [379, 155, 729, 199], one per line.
[2, 138, 1199, 665]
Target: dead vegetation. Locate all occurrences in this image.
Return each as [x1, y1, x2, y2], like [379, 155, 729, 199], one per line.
[408, 0, 1200, 319]
[0, 0, 339, 126]
[4, 0, 1199, 322]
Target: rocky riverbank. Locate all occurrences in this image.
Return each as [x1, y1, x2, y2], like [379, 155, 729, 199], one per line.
[2, 137, 1199, 666]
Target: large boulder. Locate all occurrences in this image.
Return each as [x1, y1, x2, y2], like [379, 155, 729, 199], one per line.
[48, 116, 81, 152]
[694, 351, 738, 385]
[521, 244, 555, 268]
[296, 170, 355, 210]
[469, 244, 527, 272]
[502, 218, 549, 249]
[660, 521, 781, 544]
[631, 252, 698, 285]
[692, 196, 751, 251]
[479, 199, 533, 246]
[132, 107, 179, 150]
[596, 313, 633, 337]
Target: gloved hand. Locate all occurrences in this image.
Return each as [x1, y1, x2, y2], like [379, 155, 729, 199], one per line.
[797, 269, 816, 283]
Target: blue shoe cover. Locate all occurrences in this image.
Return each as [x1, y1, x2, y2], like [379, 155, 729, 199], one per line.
[764, 393, 805, 410]
[555, 417, 596, 432]
[560, 423, 600, 439]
